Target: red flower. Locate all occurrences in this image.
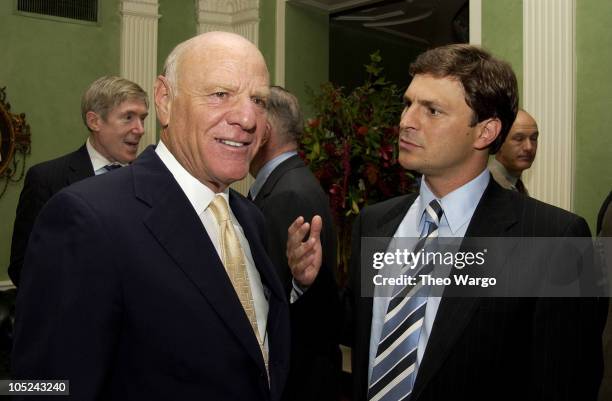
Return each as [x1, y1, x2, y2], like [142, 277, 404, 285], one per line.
[323, 143, 337, 156]
[380, 144, 393, 161]
[356, 126, 368, 137]
[364, 163, 379, 184]
[307, 118, 320, 128]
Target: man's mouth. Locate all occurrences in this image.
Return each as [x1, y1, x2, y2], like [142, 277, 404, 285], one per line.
[216, 138, 249, 148]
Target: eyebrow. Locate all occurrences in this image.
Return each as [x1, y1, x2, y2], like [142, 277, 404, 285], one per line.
[404, 95, 444, 109]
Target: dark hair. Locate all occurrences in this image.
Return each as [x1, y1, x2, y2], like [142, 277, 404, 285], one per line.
[267, 86, 304, 144]
[409, 44, 518, 153]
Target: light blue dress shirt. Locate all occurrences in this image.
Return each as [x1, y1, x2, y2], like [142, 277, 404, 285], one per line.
[249, 151, 297, 200]
[368, 169, 490, 382]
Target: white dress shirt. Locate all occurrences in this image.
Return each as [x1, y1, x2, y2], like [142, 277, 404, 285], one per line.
[86, 137, 125, 175]
[155, 141, 269, 349]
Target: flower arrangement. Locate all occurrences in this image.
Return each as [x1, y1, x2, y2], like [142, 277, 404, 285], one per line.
[299, 51, 416, 279]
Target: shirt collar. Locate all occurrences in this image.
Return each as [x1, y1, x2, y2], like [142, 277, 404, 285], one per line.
[417, 168, 490, 235]
[86, 137, 124, 172]
[489, 157, 518, 186]
[250, 151, 297, 199]
[155, 140, 229, 216]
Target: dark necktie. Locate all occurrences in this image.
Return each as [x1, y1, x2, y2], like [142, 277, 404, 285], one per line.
[368, 199, 444, 401]
[515, 178, 528, 195]
[103, 164, 121, 173]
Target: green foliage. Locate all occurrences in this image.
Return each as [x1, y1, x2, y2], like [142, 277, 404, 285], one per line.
[299, 51, 416, 275]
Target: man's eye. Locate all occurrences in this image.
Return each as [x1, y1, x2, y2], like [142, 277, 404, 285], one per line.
[212, 92, 227, 98]
[428, 108, 441, 116]
[252, 97, 266, 108]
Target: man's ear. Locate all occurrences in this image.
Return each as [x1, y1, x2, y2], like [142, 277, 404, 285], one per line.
[474, 118, 501, 150]
[261, 121, 272, 147]
[154, 75, 172, 128]
[85, 111, 101, 133]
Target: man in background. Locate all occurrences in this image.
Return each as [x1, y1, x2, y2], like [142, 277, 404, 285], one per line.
[8, 76, 148, 286]
[488, 108, 538, 194]
[249, 85, 340, 401]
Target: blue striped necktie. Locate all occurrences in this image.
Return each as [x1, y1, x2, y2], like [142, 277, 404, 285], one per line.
[368, 199, 444, 401]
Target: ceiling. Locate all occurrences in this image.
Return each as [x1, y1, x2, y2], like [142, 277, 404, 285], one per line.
[288, 0, 470, 47]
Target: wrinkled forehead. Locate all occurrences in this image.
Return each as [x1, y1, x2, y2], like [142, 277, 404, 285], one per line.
[178, 40, 269, 89]
[511, 111, 538, 132]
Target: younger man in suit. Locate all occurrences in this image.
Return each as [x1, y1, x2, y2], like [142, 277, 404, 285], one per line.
[288, 44, 605, 401]
[249, 86, 341, 401]
[8, 76, 148, 286]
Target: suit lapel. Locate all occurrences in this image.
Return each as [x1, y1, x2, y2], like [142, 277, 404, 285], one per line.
[412, 178, 518, 400]
[254, 155, 302, 206]
[67, 144, 94, 185]
[230, 190, 286, 332]
[134, 148, 268, 372]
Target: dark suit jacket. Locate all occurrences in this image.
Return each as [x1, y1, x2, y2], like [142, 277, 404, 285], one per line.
[12, 147, 290, 401]
[347, 177, 606, 401]
[8, 145, 93, 286]
[253, 154, 341, 401]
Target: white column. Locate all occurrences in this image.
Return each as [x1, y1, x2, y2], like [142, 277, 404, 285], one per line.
[120, 0, 160, 151]
[469, 0, 481, 45]
[196, 0, 260, 195]
[522, 0, 576, 211]
[196, 0, 260, 44]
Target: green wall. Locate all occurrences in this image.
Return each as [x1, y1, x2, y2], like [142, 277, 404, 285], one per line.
[0, 0, 121, 281]
[482, 0, 523, 102]
[259, 0, 276, 82]
[575, 0, 612, 232]
[482, 0, 612, 231]
[285, 3, 329, 118]
[157, 0, 197, 75]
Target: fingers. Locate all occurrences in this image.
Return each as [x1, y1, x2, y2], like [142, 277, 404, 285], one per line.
[286, 215, 323, 288]
[309, 215, 322, 242]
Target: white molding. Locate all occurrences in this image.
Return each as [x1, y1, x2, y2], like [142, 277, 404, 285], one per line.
[522, 0, 575, 211]
[196, 0, 260, 46]
[120, 0, 160, 152]
[120, 0, 158, 16]
[0, 280, 15, 291]
[469, 0, 481, 45]
[275, 0, 286, 86]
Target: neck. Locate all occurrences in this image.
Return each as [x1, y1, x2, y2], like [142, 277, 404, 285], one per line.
[250, 142, 296, 177]
[424, 160, 487, 198]
[495, 154, 521, 178]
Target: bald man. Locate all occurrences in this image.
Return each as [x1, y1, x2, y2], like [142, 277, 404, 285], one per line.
[488, 109, 539, 194]
[13, 32, 293, 401]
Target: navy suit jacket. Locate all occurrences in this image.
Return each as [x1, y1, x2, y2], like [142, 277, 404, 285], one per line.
[347, 177, 606, 401]
[12, 147, 290, 401]
[9, 145, 94, 286]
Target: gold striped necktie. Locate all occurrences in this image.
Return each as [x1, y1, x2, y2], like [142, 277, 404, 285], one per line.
[208, 195, 269, 373]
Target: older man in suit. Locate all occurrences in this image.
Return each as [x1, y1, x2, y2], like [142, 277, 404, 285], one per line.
[8, 76, 148, 286]
[288, 44, 606, 401]
[12, 32, 296, 400]
[249, 86, 341, 401]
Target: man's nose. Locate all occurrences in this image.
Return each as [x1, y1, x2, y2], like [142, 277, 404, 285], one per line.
[133, 118, 145, 135]
[227, 96, 258, 133]
[399, 105, 418, 131]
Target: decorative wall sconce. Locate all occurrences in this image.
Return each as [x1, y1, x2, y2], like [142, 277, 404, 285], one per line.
[0, 87, 31, 198]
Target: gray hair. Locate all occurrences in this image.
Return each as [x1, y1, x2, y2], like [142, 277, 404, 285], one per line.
[81, 76, 148, 131]
[267, 86, 303, 144]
